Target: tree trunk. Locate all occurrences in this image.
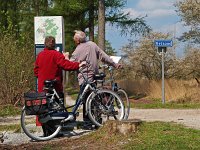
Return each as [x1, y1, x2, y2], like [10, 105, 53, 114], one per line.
[98, 0, 105, 50]
[89, 0, 94, 41]
[106, 119, 142, 135]
[33, 0, 39, 16]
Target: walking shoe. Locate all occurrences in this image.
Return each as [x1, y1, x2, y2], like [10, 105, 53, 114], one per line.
[56, 133, 64, 138]
[82, 121, 95, 130]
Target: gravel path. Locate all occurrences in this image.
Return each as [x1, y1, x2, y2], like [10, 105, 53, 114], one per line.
[130, 108, 200, 130]
[65, 95, 200, 130]
[0, 95, 200, 146]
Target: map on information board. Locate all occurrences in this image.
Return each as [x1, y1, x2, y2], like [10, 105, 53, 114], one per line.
[34, 16, 63, 44]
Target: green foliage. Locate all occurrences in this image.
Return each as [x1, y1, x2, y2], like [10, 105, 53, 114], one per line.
[65, 86, 79, 101]
[0, 33, 35, 105]
[0, 0, 151, 105]
[0, 124, 21, 132]
[120, 32, 176, 80]
[50, 0, 150, 51]
[0, 0, 151, 52]
[175, 0, 200, 43]
[132, 99, 200, 109]
[0, 0, 20, 35]
[105, 0, 151, 36]
[0, 105, 21, 117]
[71, 121, 200, 150]
[124, 122, 200, 150]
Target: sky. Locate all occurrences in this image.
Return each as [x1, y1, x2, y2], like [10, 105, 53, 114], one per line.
[106, 0, 189, 57]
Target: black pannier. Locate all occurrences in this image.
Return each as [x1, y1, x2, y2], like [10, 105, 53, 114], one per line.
[24, 92, 49, 115]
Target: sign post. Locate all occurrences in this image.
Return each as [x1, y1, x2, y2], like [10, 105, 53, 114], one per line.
[34, 16, 65, 91]
[34, 16, 65, 56]
[154, 40, 173, 104]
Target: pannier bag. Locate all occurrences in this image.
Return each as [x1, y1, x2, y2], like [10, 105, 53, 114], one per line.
[24, 92, 49, 115]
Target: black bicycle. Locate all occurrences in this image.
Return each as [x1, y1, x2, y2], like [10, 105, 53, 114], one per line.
[21, 68, 125, 141]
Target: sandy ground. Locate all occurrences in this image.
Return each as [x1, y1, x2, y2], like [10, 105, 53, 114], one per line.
[130, 108, 200, 130]
[65, 95, 200, 130]
[0, 95, 200, 146]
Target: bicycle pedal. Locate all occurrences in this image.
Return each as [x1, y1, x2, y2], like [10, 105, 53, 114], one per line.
[111, 111, 118, 116]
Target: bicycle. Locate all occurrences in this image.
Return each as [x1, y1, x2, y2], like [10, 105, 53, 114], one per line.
[21, 67, 125, 141]
[99, 64, 130, 120]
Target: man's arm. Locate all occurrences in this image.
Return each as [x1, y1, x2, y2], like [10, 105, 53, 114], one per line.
[96, 46, 118, 68]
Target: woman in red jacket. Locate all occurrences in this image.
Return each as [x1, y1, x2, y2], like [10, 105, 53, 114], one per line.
[34, 36, 80, 93]
[34, 36, 81, 136]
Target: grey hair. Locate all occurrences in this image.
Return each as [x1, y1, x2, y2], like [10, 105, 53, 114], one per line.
[74, 30, 86, 43]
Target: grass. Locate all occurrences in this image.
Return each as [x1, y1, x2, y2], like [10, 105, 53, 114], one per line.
[65, 86, 79, 101]
[2, 121, 200, 149]
[131, 98, 200, 109]
[54, 121, 200, 150]
[122, 122, 200, 150]
[0, 105, 21, 117]
[0, 124, 21, 132]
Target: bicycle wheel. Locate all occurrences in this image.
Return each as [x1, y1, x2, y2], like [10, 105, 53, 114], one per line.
[87, 89, 124, 127]
[21, 107, 62, 141]
[117, 89, 130, 120]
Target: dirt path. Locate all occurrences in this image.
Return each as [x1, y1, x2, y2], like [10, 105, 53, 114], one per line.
[65, 95, 200, 130]
[0, 95, 200, 146]
[130, 108, 200, 130]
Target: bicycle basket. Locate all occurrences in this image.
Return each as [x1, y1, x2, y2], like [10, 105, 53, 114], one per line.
[24, 92, 49, 115]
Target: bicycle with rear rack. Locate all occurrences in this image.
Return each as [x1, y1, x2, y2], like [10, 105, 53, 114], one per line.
[99, 64, 130, 120]
[21, 66, 125, 141]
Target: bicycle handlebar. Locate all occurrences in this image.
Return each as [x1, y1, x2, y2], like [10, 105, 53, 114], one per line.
[99, 64, 114, 71]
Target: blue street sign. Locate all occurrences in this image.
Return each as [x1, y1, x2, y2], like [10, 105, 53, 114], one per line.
[154, 40, 173, 47]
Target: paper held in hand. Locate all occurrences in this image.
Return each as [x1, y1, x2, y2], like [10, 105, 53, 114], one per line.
[110, 56, 122, 64]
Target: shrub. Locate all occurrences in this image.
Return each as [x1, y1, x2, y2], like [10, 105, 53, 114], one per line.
[0, 34, 35, 105]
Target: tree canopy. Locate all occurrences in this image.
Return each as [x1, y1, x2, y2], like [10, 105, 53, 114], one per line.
[0, 0, 151, 50]
[175, 0, 200, 43]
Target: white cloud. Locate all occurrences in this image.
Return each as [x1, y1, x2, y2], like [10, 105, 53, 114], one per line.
[123, 7, 176, 19]
[154, 21, 189, 38]
[123, 0, 177, 20]
[137, 0, 173, 10]
[149, 9, 176, 18]
[123, 8, 145, 18]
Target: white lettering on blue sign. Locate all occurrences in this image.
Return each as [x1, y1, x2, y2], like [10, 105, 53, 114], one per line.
[154, 40, 173, 47]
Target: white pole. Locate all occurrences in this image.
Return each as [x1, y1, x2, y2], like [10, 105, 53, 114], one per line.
[162, 48, 165, 104]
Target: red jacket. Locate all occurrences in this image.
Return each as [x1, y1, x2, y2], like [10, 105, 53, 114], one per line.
[34, 48, 79, 92]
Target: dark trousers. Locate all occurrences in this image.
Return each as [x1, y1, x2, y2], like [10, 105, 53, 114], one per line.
[79, 84, 91, 122]
[42, 91, 64, 136]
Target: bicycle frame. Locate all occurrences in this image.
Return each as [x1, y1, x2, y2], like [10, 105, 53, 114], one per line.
[42, 63, 113, 124]
[61, 66, 99, 123]
[99, 65, 118, 91]
[70, 82, 96, 115]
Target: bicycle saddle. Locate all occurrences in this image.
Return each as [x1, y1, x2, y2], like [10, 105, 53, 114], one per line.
[44, 79, 57, 88]
[93, 72, 106, 81]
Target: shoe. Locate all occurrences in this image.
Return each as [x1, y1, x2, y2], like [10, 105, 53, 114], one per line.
[82, 124, 94, 130]
[56, 133, 64, 138]
[82, 121, 95, 130]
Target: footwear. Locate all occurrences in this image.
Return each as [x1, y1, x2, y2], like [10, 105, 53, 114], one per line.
[82, 124, 94, 130]
[82, 121, 95, 130]
[56, 133, 64, 138]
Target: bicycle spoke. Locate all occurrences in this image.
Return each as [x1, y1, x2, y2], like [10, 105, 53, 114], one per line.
[87, 89, 124, 127]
